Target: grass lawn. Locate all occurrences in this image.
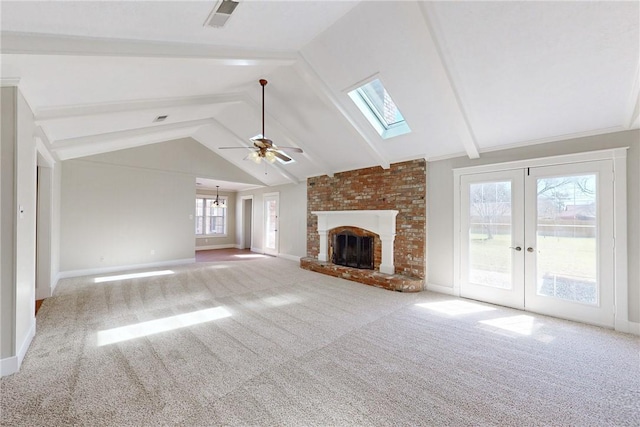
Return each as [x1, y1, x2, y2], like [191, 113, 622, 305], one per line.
[469, 233, 596, 279]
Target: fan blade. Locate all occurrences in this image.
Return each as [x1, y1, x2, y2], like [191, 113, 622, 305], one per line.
[272, 150, 292, 162]
[276, 146, 303, 154]
[219, 146, 254, 150]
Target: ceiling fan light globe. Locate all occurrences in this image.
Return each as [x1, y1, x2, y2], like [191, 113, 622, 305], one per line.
[265, 151, 277, 163]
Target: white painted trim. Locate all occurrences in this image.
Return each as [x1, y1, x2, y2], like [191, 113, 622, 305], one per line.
[36, 287, 51, 301]
[426, 283, 456, 296]
[251, 246, 261, 253]
[278, 253, 301, 263]
[263, 192, 280, 257]
[625, 63, 640, 129]
[17, 320, 35, 369]
[627, 321, 640, 336]
[195, 244, 236, 251]
[612, 150, 629, 333]
[35, 137, 56, 167]
[52, 117, 216, 147]
[2, 32, 298, 63]
[453, 148, 629, 175]
[0, 77, 21, 87]
[418, 2, 479, 160]
[54, 127, 203, 160]
[51, 272, 61, 296]
[239, 195, 254, 251]
[452, 171, 462, 297]
[453, 148, 629, 331]
[58, 258, 195, 279]
[2, 320, 36, 377]
[426, 127, 630, 163]
[0, 356, 18, 377]
[35, 92, 245, 121]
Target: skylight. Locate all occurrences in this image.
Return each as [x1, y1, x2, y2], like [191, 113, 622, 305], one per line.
[348, 78, 411, 139]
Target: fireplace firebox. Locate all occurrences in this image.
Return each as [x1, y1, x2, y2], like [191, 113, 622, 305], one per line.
[332, 231, 373, 270]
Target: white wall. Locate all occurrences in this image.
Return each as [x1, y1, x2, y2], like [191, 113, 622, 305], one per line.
[427, 129, 640, 325]
[60, 160, 195, 275]
[1, 86, 37, 375]
[237, 182, 307, 260]
[59, 138, 264, 276]
[1, 86, 17, 361]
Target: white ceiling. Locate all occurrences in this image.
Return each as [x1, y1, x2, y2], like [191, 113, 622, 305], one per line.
[1, 1, 638, 189]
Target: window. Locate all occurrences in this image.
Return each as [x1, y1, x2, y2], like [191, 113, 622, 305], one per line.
[348, 78, 411, 139]
[195, 196, 227, 235]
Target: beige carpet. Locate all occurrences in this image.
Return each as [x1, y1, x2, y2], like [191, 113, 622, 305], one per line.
[1, 257, 638, 426]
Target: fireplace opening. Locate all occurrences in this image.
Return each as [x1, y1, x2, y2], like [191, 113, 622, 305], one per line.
[332, 231, 373, 270]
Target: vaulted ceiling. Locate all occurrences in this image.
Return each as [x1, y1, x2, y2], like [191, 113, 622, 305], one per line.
[2, 1, 638, 189]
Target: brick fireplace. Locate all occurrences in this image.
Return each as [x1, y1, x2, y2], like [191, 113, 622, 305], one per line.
[301, 159, 426, 292]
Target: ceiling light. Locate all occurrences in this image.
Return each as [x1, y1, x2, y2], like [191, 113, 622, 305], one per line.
[213, 185, 225, 206]
[264, 151, 277, 164]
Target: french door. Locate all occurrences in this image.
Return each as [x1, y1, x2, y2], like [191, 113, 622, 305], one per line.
[459, 160, 614, 327]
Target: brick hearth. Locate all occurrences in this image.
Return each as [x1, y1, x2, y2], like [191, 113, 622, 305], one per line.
[300, 257, 423, 292]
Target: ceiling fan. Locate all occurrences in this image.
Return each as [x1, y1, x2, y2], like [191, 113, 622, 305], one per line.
[219, 79, 303, 164]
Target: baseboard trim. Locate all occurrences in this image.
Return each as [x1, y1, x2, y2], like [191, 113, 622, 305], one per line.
[59, 258, 195, 279]
[624, 320, 640, 336]
[2, 320, 36, 377]
[0, 356, 18, 377]
[426, 282, 457, 296]
[196, 244, 237, 251]
[251, 246, 262, 254]
[278, 253, 301, 262]
[51, 272, 60, 295]
[35, 287, 51, 300]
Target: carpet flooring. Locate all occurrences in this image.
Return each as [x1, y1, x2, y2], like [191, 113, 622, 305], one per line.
[1, 257, 638, 426]
[195, 249, 272, 263]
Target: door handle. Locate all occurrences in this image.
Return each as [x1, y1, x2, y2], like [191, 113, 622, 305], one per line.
[527, 247, 535, 253]
[509, 246, 522, 251]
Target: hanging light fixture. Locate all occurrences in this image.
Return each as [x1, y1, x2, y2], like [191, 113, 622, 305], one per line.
[213, 185, 224, 206]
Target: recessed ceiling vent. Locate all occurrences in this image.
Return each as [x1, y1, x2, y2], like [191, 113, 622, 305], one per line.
[154, 115, 168, 122]
[204, 0, 240, 28]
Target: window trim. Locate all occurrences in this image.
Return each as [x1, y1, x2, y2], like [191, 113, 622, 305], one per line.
[195, 195, 228, 237]
[346, 75, 411, 140]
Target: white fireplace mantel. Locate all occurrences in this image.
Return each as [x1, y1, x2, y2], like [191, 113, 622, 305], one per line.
[312, 210, 398, 275]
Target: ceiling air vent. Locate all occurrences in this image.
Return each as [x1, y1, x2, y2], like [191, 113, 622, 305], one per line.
[204, 0, 240, 28]
[154, 115, 168, 122]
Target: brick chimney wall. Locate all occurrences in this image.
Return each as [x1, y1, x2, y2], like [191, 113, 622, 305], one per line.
[307, 159, 426, 279]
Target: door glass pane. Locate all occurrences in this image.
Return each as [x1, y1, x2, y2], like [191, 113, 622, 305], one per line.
[468, 181, 512, 289]
[536, 175, 597, 304]
[265, 199, 277, 250]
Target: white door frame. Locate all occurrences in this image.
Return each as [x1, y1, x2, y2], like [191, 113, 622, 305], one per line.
[263, 192, 279, 256]
[453, 148, 628, 331]
[240, 195, 253, 251]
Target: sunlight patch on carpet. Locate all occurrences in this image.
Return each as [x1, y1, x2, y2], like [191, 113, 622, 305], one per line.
[94, 270, 174, 283]
[233, 254, 270, 259]
[479, 315, 537, 336]
[416, 300, 497, 316]
[96, 306, 232, 346]
[263, 294, 302, 307]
